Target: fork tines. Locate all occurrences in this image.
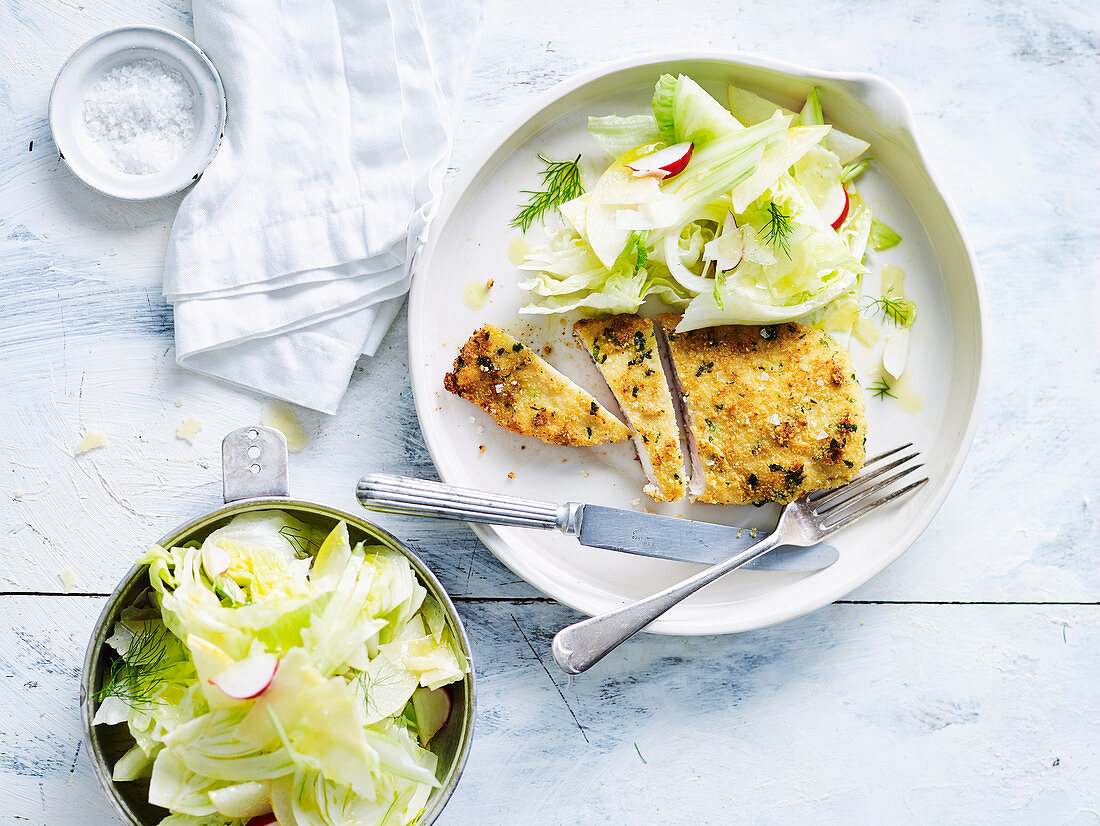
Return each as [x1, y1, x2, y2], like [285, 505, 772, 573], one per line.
[808, 443, 928, 531]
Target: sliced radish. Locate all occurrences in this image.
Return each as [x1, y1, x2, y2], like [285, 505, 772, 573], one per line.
[246, 815, 278, 826]
[794, 146, 849, 229]
[819, 183, 849, 229]
[412, 686, 452, 746]
[210, 653, 278, 700]
[202, 543, 232, 577]
[627, 142, 693, 180]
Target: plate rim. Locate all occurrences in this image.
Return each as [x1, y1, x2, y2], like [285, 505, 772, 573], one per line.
[410, 50, 986, 635]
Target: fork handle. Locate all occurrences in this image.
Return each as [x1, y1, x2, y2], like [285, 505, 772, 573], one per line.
[551, 532, 783, 675]
[356, 473, 571, 530]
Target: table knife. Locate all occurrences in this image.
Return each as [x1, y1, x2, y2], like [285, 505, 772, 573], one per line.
[356, 473, 837, 572]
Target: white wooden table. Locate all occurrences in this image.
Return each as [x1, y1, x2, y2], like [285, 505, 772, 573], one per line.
[2, 1, 1097, 822]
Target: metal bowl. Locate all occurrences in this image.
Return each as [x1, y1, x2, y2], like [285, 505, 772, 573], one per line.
[80, 427, 475, 825]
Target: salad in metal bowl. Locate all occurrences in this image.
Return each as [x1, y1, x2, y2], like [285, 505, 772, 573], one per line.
[92, 510, 469, 826]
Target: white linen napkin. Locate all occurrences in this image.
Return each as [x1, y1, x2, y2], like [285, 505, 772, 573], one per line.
[163, 0, 484, 414]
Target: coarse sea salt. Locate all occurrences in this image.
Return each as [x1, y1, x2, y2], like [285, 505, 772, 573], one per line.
[82, 57, 196, 175]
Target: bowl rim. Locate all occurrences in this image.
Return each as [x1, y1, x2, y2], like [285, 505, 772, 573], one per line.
[81, 496, 476, 826]
[48, 24, 228, 201]
[409, 49, 986, 635]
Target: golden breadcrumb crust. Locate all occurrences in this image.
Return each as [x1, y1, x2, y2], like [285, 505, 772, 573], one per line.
[444, 325, 631, 446]
[658, 316, 866, 505]
[574, 315, 686, 501]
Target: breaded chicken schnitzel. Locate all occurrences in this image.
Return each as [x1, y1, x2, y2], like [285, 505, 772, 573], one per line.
[656, 316, 865, 505]
[444, 325, 631, 447]
[574, 315, 687, 501]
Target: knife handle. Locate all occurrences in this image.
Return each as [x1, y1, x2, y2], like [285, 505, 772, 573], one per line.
[357, 473, 573, 531]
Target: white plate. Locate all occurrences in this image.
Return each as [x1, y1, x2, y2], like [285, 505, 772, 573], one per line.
[410, 53, 983, 635]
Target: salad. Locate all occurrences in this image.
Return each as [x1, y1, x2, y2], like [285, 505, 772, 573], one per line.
[512, 73, 914, 389]
[93, 511, 469, 826]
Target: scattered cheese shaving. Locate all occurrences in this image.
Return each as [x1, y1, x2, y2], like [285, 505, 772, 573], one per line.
[853, 317, 880, 347]
[175, 398, 185, 407]
[767, 413, 781, 426]
[261, 401, 308, 452]
[176, 417, 203, 444]
[882, 264, 907, 296]
[75, 431, 107, 455]
[58, 567, 76, 593]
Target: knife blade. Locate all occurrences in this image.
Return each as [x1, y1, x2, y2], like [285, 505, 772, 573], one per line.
[356, 473, 838, 572]
[570, 503, 838, 570]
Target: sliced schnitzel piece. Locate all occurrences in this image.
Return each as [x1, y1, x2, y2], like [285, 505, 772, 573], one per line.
[444, 325, 631, 447]
[656, 316, 866, 505]
[573, 315, 686, 502]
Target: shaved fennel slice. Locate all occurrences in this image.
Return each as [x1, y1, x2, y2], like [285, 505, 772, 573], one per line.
[657, 198, 729, 294]
[558, 193, 590, 240]
[678, 178, 864, 331]
[726, 84, 870, 164]
[730, 125, 830, 212]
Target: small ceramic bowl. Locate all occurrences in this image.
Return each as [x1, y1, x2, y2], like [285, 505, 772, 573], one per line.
[49, 26, 226, 200]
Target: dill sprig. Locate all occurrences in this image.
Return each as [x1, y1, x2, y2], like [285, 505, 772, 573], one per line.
[869, 377, 897, 400]
[511, 154, 584, 233]
[863, 288, 916, 327]
[357, 666, 417, 729]
[278, 525, 318, 558]
[762, 201, 793, 257]
[96, 623, 184, 707]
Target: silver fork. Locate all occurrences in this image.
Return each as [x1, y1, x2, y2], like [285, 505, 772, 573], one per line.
[551, 444, 928, 675]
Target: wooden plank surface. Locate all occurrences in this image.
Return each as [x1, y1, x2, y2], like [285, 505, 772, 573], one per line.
[2, 596, 1096, 823]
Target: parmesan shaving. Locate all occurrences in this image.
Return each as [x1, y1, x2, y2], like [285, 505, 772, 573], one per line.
[58, 567, 76, 593]
[176, 417, 203, 444]
[75, 431, 107, 455]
